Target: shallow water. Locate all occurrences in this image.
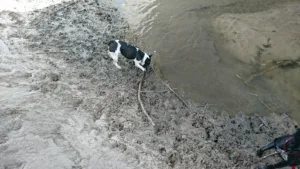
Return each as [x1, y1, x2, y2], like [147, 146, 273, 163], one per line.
[114, 0, 300, 121]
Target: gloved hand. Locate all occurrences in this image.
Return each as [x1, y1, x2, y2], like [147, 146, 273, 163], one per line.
[294, 128, 300, 145]
[256, 149, 264, 157]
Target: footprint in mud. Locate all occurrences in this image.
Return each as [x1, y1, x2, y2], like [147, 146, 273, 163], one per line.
[48, 73, 60, 81]
[40, 82, 58, 93]
[158, 146, 166, 156]
[110, 121, 124, 131]
[166, 151, 180, 168]
[72, 99, 83, 108]
[154, 122, 169, 135]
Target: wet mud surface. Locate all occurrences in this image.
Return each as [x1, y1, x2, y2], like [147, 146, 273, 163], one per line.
[0, 0, 298, 169]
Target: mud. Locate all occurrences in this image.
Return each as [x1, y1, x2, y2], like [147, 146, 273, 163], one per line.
[0, 0, 298, 169]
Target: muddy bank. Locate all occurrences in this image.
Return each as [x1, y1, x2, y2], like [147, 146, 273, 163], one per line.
[213, 2, 300, 65]
[0, 0, 299, 169]
[213, 2, 300, 119]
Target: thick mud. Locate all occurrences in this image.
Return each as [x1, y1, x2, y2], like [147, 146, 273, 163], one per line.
[0, 0, 298, 169]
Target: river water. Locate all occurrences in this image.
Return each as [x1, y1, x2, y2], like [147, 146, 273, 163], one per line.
[114, 0, 300, 121]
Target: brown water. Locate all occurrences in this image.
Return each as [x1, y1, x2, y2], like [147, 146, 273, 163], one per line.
[114, 0, 300, 120]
